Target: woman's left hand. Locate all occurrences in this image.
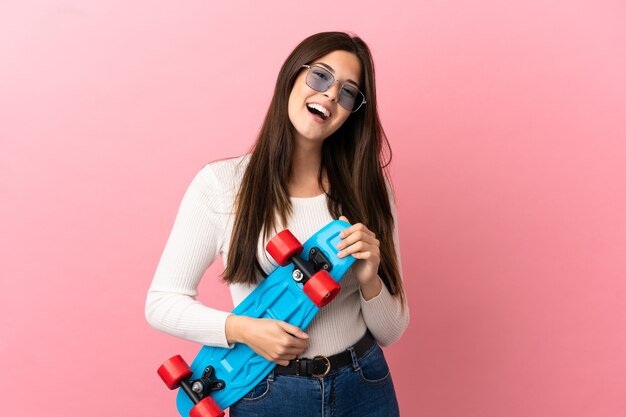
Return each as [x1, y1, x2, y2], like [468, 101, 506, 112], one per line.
[337, 216, 382, 291]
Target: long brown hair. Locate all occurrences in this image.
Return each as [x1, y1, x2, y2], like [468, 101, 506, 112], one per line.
[222, 32, 405, 306]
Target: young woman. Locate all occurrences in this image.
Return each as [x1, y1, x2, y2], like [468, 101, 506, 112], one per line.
[146, 31, 409, 416]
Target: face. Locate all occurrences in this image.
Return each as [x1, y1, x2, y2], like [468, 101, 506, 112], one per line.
[288, 50, 362, 144]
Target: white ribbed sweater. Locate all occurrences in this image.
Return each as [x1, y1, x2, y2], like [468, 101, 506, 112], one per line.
[145, 155, 409, 357]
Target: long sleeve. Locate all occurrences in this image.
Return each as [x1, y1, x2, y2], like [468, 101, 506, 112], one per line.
[146, 154, 409, 356]
[359, 179, 410, 346]
[145, 164, 233, 348]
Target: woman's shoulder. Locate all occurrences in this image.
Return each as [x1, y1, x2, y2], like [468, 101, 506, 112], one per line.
[197, 154, 250, 183]
[202, 153, 250, 173]
[193, 154, 251, 206]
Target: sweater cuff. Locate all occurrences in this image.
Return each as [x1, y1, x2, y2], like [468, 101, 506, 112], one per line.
[359, 275, 390, 305]
[359, 276, 408, 346]
[192, 309, 233, 349]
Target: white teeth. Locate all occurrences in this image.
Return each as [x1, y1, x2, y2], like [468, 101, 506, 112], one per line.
[307, 103, 330, 119]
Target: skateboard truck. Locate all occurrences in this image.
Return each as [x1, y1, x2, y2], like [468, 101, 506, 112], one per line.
[179, 365, 226, 405]
[158, 356, 226, 417]
[266, 230, 341, 307]
[290, 247, 332, 284]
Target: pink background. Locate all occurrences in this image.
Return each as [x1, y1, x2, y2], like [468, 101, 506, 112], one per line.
[2, 1, 625, 416]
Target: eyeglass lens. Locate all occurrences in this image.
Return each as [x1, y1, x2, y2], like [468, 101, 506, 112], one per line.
[305, 66, 364, 112]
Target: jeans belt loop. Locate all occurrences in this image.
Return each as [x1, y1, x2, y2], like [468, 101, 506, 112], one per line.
[348, 346, 360, 372]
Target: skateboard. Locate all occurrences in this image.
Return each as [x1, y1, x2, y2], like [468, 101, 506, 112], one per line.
[157, 219, 356, 417]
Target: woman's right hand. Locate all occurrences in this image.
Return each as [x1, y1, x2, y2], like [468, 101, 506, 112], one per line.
[225, 315, 309, 366]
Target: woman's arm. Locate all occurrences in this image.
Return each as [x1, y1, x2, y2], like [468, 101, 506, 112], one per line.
[145, 162, 310, 363]
[337, 179, 410, 346]
[360, 179, 409, 346]
[145, 165, 233, 347]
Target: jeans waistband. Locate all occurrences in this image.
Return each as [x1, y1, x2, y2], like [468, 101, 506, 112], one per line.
[273, 330, 375, 378]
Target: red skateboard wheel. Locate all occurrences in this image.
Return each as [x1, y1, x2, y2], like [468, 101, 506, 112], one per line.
[157, 355, 193, 390]
[303, 270, 340, 307]
[266, 230, 303, 266]
[190, 397, 224, 417]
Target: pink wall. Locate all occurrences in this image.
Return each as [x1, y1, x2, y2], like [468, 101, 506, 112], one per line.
[2, 1, 625, 416]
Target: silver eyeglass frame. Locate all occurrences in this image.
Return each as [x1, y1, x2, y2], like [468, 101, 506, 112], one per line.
[301, 64, 367, 113]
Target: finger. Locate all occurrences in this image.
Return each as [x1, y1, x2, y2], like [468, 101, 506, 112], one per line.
[338, 241, 371, 258]
[339, 215, 351, 224]
[339, 240, 366, 254]
[280, 346, 307, 356]
[351, 251, 374, 260]
[339, 223, 376, 240]
[267, 347, 293, 362]
[277, 321, 309, 339]
[274, 344, 305, 358]
[337, 230, 378, 250]
[341, 243, 381, 260]
[283, 333, 310, 349]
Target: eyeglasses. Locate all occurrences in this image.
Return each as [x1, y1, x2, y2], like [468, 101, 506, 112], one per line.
[301, 64, 367, 113]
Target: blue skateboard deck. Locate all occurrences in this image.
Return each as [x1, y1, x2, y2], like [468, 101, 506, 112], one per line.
[175, 219, 356, 416]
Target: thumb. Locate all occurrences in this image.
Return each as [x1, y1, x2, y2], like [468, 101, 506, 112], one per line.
[339, 215, 350, 223]
[278, 321, 309, 339]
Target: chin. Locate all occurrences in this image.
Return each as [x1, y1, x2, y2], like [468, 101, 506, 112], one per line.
[301, 133, 328, 142]
[292, 125, 327, 142]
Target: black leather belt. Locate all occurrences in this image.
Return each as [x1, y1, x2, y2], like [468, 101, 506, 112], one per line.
[273, 330, 375, 378]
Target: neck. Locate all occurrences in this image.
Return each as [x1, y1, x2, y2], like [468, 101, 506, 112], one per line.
[288, 135, 328, 196]
[292, 148, 321, 178]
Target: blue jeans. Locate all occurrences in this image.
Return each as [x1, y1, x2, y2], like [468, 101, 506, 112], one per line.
[229, 342, 400, 416]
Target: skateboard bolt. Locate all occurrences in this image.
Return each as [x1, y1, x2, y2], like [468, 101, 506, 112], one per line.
[293, 270, 304, 282]
[192, 381, 204, 393]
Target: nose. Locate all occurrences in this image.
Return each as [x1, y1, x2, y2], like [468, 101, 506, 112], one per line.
[323, 81, 341, 102]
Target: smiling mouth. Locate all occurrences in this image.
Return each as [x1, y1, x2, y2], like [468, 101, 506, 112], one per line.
[306, 103, 331, 120]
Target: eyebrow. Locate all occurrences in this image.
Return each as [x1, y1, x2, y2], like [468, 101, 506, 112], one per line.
[313, 62, 360, 88]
